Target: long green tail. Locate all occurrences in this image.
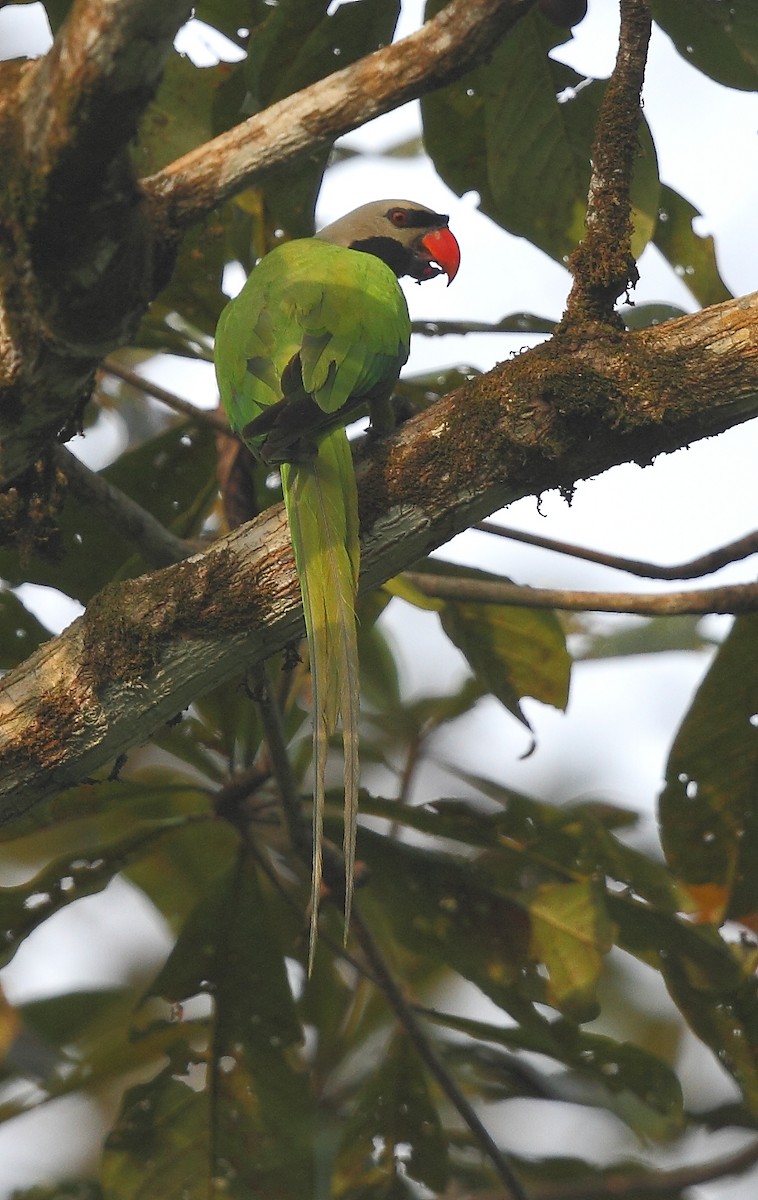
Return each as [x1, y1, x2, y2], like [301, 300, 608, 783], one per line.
[281, 430, 360, 973]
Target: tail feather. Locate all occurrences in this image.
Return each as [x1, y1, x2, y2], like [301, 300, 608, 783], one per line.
[282, 431, 360, 973]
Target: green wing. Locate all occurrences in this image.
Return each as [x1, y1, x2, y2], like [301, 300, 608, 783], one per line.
[215, 238, 410, 460]
[215, 236, 410, 968]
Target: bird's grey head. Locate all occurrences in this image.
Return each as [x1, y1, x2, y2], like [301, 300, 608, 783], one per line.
[316, 200, 460, 284]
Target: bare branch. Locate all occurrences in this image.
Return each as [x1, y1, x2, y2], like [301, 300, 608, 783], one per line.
[562, 0, 652, 326]
[476, 522, 758, 581]
[102, 359, 232, 435]
[525, 1136, 758, 1200]
[403, 571, 758, 616]
[142, 0, 537, 232]
[1, 291, 757, 817]
[412, 314, 556, 337]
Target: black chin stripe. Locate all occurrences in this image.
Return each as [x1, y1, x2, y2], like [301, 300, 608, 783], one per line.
[349, 235, 409, 275]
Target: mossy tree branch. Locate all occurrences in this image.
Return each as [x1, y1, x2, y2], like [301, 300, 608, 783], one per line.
[0, 0, 193, 485]
[1, 289, 757, 823]
[561, 0, 652, 328]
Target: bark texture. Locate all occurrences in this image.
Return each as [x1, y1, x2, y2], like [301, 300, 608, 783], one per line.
[1, 289, 757, 820]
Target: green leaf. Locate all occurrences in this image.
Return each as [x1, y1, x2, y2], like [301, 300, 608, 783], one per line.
[236, 0, 401, 239]
[425, 1009, 685, 1141]
[0, 817, 192, 971]
[0, 590, 50, 670]
[417, 558, 572, 726]
[577, 614, 711, 660]
[621, 303, 688, 330]
[194, 0, 259, 43]
[527, 880, 615, 1019]
[133, 57, 227, 178]
[607, 891, 758, 1113]
[337, 1029, 449, 1194]
[183, 674, 264, 772]
[122, 851, 314, 1197]
[7, 1183, 104, 1200]
[662, 948, 758, 1119]
[137, 201, 239, 352]
[422, 7, 659, 265]
[653, 184, 733, 308]
[357, 828, 535, 1019]
[659, 614, 758, 924]
[38, 0, 74, 35]
[651, 0, 758, 91]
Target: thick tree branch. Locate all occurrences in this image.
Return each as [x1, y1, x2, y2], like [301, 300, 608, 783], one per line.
[1, 291, 757, 822]
[0, 0, 192, 486]
[141, 0, 537, 233]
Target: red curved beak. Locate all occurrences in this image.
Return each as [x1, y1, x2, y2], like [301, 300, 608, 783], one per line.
[420, 226, 461, 285]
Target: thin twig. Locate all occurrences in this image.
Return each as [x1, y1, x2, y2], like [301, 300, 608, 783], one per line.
[249, 663, 311, 861]
[102, 359, 232, 435]
[403, 571, 758, 616]
[349, 906, 530, 1200]
[411, 315, 555, 337]
[525, 1136, 758, 1200]
[53, 445, 191, 568]
[476, 522, 758, 581]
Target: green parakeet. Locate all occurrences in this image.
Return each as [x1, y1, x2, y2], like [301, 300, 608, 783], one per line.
[214, 200, 460, 967]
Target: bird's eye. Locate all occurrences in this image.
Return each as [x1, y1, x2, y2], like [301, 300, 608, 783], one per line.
[389, 208, 409, 227]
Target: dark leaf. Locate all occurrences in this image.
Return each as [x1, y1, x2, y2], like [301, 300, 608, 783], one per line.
[426, 1008, 684, 1140]
[651, 0, 758, 91]
[659, 614, 758, 924]
[107, 851, 313, 1197]
[0, 421, 217, 604]
[336, 1028, 449, 1194]
[0, 590, 51, 670]
[238, 0, 401, 239]
[0, 817, 193, 971]
[653, 184, 733, 308]
[422, 7, 659, 265]
[621, 303, 689, 330]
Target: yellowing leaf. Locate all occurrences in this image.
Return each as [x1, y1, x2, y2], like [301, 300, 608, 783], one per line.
[528, 881, 615, 1019]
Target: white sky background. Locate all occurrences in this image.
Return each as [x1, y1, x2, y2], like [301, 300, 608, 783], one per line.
[0, 0, 757, 1194]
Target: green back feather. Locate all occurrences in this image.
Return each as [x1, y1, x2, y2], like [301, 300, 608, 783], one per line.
[215, 238, 410, 436]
